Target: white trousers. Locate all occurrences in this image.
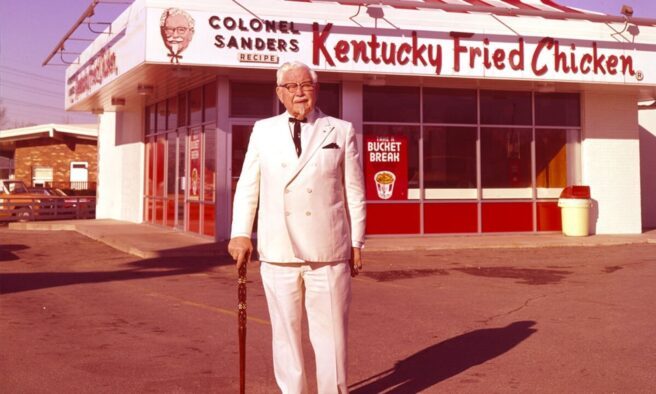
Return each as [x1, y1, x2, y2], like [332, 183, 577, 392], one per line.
[260, 261, 352, 394]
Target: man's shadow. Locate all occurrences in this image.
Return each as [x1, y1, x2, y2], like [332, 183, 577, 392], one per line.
[0, 254, 234, 294]
[350, 321, 537, 393]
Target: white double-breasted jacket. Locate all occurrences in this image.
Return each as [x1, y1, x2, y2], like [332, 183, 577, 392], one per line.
[231, 110, 366, 263]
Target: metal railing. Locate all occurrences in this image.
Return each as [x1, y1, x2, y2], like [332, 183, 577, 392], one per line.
[0, 196, 96, 222]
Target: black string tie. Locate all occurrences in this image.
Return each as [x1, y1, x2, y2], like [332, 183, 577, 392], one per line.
[289, 117, 307, 157]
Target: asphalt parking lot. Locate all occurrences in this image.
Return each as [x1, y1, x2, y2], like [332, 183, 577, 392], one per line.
[1, 228, 655, 393]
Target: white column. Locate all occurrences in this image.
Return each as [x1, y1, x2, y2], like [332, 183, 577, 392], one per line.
[96, 112, 119, 220]
[95, 110, 144, 223]
[639, 108, 656, 229]
[581, 91, 642, 234]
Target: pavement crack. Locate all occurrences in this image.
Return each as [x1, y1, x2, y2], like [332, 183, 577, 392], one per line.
[478, 294, 548, 325]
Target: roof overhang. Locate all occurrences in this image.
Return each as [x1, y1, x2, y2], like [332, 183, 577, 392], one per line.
[0, 123, 98, 143]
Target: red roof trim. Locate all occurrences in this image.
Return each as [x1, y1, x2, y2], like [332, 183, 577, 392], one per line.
[500, 0, 540, 11]
[540, 0, 585, 14]
[463, 0, 494, 7]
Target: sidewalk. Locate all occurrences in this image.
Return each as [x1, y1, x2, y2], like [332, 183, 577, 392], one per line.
[9, 219, 656, 259]
[8, 219, 227, 259]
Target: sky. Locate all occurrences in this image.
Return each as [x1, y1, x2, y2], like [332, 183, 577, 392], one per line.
[1, 0, 655, 129]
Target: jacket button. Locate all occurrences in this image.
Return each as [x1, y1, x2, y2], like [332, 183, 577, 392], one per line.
[285, 189, 290, 194]
[305, 211, 311, 216]
[306, 188, 312, 193]
[285, 212, 291, 216]
[281, 163, 287, 168]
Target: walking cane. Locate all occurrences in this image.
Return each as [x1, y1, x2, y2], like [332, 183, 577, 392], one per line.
[238, 263, 247, 394]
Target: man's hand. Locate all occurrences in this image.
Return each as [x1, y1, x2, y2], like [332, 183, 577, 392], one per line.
[350, 247, 363, 277]
[228, 236, 253, 271]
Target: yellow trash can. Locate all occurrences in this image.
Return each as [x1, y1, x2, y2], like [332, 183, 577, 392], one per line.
[558, 186, 591, 237]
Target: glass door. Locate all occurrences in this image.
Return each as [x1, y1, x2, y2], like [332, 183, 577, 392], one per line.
[230, 123, 256, 232]
[231, 124, 254, 198]
[177, 129, 186, 230]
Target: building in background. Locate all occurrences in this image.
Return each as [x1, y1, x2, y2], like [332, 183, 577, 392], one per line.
[52, 0, 656, 239]
[0, 123, 98, 191]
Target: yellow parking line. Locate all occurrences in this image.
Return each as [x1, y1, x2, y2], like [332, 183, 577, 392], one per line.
[146, 292, 270, 326]
[352, 276, 411, 289]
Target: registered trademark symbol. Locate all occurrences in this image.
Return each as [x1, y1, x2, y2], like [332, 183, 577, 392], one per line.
[636, 70, 644, 81]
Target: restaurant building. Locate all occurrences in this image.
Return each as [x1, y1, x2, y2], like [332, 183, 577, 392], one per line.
[56, 0, 656, 239]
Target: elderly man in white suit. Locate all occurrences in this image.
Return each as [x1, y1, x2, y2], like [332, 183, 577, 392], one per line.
[228, 61, 366, 394]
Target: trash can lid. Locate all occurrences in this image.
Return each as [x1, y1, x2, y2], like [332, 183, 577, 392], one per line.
[558, 198, 592, 207]
[560, 185, 590, 199]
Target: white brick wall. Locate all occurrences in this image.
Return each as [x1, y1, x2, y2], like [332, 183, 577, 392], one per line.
[581, 92, 642, 234]
[639, 108, 656, 229]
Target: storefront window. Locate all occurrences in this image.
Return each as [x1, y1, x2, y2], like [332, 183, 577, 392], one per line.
[189, 86, 202, 125]
[231, 124, 252, 197]
[361, 86, 580, 235]
[187, 126, 202, 233]
[480, 90, 531, 125]
[481, 128, 532, 198]
[144, 80, 218, 233]
[363, 124, 420, 235]
[535, 93, 580, 127]
[145, 137, 154, 223]
[146, 105, 156, 133]
[362, 86, 419, 234]
[166, 132, 177, 226]
[204, 126, 216, 203]
[364, 85, 420, 123]
[203, 126, 216, 237]
[204, 81, 217, 123]
[317, 83, 340, 117]
[155, 135, 166, 197]
[423, 88, 477, 124]
[423, 126, 477, 199]
[156, 101, 167, 131]
[144, 75, 582, 238]
[155, 134, 166, 224]
[178, 93, 187, 127]
[145, 138, 154, 196]
[536, 129, 580, 198]
[230, 82, 276, 118]
[167, 97, 177, 130]
[188, 127, 202, 202]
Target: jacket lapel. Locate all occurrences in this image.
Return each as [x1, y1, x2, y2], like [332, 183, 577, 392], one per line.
[286, 112, 334, 185]
[270, 113, 298, 162]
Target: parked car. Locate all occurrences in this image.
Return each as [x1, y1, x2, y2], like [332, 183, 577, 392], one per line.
[27, 186, 67, 197]
[27, 186, 93, 211]
[0, 179, 44, 220]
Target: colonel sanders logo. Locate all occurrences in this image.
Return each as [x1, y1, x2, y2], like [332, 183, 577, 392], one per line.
[160, 8, 195, 64]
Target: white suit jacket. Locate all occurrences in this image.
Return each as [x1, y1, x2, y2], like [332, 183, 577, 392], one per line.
[231, 110, 366, 263]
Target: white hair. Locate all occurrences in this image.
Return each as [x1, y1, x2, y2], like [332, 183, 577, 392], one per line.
[160, 8, 195, 29]
[276, 61, 318, 85]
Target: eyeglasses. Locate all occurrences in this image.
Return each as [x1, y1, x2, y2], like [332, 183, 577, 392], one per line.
[278, 81, 315, 94]
[163, 26, 191, 35]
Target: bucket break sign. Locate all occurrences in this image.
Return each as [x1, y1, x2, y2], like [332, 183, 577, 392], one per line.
[365, 135, 408, 200]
